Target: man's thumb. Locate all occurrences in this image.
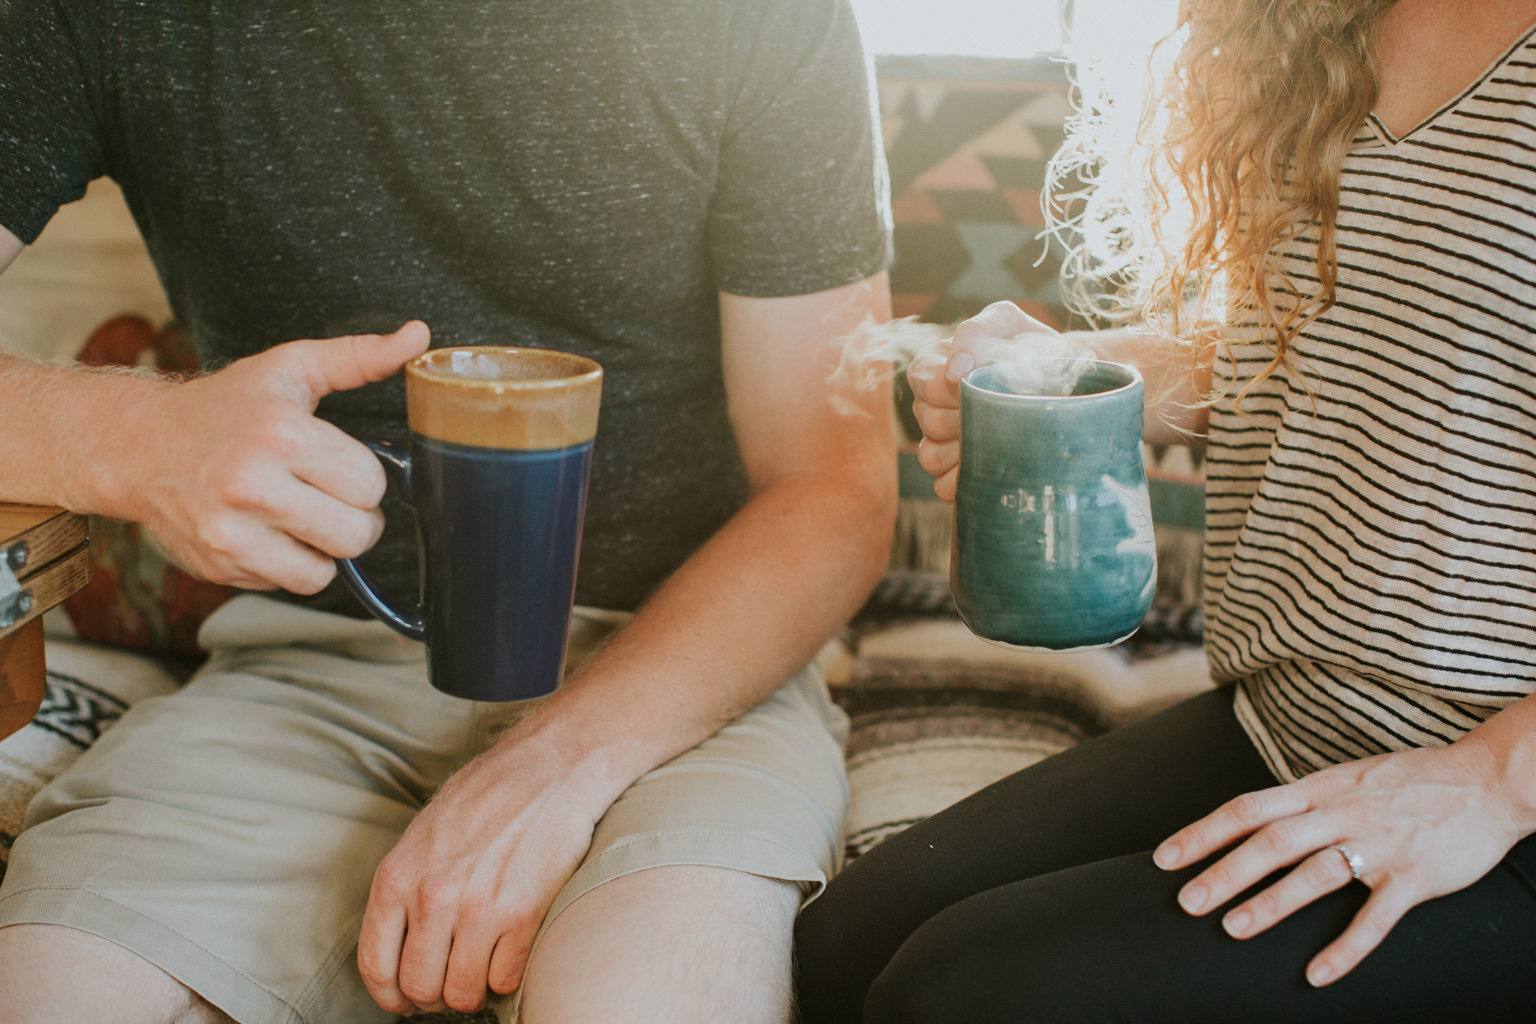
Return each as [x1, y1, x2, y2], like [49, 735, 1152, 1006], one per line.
[289, 321, 432, 402]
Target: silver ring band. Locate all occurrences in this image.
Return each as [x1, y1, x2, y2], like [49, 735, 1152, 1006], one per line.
[1336, 845, 1364, 880]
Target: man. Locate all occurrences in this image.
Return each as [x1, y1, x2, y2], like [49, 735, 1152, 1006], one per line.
[0, 2, 895, 1021]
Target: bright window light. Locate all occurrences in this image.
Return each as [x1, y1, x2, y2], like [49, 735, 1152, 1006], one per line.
[852, 0, 1063, 59]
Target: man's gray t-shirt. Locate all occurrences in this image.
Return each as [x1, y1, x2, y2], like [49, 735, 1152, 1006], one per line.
[0, 0, 890, 613]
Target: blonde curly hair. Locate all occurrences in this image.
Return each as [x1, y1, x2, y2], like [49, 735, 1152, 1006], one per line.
[1051, 0, 1398, 399]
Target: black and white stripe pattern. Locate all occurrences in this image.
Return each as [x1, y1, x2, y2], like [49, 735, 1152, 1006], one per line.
[1205, 27, 1536, 782]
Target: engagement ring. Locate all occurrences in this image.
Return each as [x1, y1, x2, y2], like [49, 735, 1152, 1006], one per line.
[1336, 845, 1365, 881]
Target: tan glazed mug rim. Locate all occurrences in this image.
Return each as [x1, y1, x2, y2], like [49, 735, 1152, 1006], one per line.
[408, 346, 603, 391]
[405, 345, 604, 451]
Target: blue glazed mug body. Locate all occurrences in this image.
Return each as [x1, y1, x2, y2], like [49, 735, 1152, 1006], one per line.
[952, 359, 1156, 651]
[336, 347, 602, 701]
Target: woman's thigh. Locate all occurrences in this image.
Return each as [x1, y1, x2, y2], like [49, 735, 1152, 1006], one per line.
[795, 687, 1276, 1023]
[865, 843, 1536, 1023]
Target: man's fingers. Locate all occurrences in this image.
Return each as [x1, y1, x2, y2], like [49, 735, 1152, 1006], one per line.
[1221, 847, 1356, 941]
[1156, 784, 1311, 872]
[1306, 887, 1412, 987]
[487, 931, 533, 996]
[441, 929, 500, 1013]
[284, 320, 432, 404]
[357, 894, 417, 1016]
[289, 419, 391, 511]
[261, 480, 385, 561]
[184, 515, 337, 594]
[397, 903, 457, 1013]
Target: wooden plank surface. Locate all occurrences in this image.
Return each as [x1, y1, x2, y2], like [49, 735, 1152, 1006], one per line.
[0, 503, 89, 580]
[0, 618, 45, 741]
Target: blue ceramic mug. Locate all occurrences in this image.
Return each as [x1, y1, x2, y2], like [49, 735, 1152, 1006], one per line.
[337, 347, 602, 701]
[951, 358, 1156, 651]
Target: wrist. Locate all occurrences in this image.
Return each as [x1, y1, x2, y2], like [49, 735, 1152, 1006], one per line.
[1448, 725, 1536, 842]
[70, 373, 175, 518]
[491, 692, 659, 823]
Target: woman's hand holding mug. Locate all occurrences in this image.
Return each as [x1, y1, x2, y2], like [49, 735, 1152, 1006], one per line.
[906, 301, 1059, 501]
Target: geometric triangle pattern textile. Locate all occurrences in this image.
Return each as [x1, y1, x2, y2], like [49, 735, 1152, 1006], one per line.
[878, 55, 1073, 330]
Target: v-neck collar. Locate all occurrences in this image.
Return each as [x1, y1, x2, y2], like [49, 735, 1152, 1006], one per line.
[1365, 19, 1536, 149]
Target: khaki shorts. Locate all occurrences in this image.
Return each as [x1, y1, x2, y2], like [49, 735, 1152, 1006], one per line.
[0, 595, 850, 1024]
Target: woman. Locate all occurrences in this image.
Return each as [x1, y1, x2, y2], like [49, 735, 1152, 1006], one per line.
[795, 0, 1536, 1019]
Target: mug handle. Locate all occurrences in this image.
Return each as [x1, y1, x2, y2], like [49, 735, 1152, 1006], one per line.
[335, 440, 427, 642]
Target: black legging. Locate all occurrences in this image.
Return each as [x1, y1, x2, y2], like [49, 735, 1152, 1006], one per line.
[794, 688, 1536, 1023]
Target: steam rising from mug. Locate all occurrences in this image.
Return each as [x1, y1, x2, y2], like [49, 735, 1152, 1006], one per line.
[825, 315, 1098, 414]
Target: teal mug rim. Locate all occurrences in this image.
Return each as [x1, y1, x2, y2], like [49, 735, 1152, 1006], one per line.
[960, 358, 1143, 403]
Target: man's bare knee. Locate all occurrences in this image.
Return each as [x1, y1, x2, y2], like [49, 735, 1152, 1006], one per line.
[521, 864, 800, 1024]
[0, 923, 233, 1024]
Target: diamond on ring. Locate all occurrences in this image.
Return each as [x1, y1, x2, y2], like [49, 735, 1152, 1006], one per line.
[1336, 845, 1364, 880]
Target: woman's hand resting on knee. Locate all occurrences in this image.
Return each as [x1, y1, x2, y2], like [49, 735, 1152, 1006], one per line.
[1154, 707, 1536, 987]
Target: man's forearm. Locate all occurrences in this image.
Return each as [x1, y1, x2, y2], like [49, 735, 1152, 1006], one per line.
[0, 353, 165, 513]
[503, 468, 894, 816]
[0, 224, 159, 513]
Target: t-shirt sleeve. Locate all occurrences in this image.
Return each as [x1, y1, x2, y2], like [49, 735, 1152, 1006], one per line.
[0, 0, 104, 243]
[709, 0, 892, 297]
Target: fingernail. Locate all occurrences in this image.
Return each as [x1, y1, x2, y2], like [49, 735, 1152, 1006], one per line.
[1223, 910, 1250, 936]
[1180, 885, 1207, 913]
[1307, 962, 1333, 987]
[1153, 843, 1180, 869]
[945, 353, 974, 381]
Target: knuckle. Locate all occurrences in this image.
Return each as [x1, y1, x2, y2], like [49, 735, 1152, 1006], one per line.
[1362, 903, 1400, 935]
[371, 859, 410, 899]
[919, 405, 952, 439]
[444, 983, 488, 1013]
[454, 898, 492, 934]
[356, 952, 392, 987]
[1312, 850, 1349, 884]
[1204, 863, 1234, 892]
[197, 514, 245, 560]
[1248, 889, 1278, 920]
[288, 558, 335, 596]
[416, 880, 459, 916]
[359, 461, 389, 507]
[255, 413, 304, 456]
[1230, 792, 1267, 825]
[221, 473, 273, 514]
[334, 513, 379, 559]
[399, 978, 440, 1007]
[1255, 821, 1294, 855]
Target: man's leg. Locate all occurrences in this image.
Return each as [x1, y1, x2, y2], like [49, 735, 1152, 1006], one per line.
[0, 596, 489, 1024]
[520, 866, 800, 1024]
[0, 925, 234, 1024]
[494, 660, 849, 1024]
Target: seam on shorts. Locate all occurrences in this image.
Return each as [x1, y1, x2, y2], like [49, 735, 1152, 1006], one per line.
[291, 908, 368, 1022]
[638, 758, 846, 839]
[596, 828, 823, 864]
[0, 883, 301, 1018]
[533, 826, 829, 955]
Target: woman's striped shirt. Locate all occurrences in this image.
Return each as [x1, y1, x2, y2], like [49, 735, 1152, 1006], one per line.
[1205, 26, 1536, 783]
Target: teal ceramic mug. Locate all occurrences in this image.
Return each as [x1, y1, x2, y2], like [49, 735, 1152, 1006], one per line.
[951, 358, 1156, 651]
